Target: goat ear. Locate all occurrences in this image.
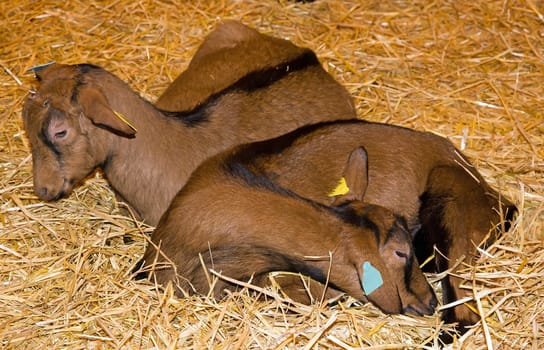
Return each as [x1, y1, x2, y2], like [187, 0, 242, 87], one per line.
[192, 20, 258, 61]
[359, 261, 403, 314]
[77, 85, 137, 137]
[331, 147, 369, 206]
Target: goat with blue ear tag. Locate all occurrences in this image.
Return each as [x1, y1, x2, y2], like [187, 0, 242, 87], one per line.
[136, 146, 437, 316]
[207, 119, 515, 330]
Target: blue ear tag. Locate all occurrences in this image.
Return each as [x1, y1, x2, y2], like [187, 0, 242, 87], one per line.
[361, 261, 384, 295]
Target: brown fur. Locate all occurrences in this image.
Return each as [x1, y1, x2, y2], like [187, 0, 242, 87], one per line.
[137, 119, 514, 327]
[22, 21, 356, 225]
[156, 20, 318, 112]
[215, 119, 515, 329]
[137, 147, 437, 316]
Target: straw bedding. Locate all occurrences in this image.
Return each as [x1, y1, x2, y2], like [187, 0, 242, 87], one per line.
[1, 0, 542, 348]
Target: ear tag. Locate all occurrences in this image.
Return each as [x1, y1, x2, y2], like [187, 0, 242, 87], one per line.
[113, 110, 138, 132]
[328, 177, 350, 197]
[27, 61, 56, 73]
[361, 261, 383, 295]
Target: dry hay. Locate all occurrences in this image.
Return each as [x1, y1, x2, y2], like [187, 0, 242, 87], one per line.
[0, 0, 543, 349]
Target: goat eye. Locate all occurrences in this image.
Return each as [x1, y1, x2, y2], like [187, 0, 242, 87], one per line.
[395, 250, 408, 260]
[54, 130, 67, 140]
[42, 99, 49, 107]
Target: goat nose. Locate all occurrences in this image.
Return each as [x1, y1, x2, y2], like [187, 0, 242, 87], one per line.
[35, 185, 64, 201]
[429, 293, 438, 311]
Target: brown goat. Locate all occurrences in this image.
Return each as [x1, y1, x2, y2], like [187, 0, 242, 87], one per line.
[201, 119, 514, 330]
[22, 21, 356, 225]
[137, 147, 437, 316]
[138, 119, 515, 329]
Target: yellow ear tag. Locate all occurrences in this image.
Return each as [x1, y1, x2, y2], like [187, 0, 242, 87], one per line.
[328, 177, 350, 197]
[113, 110, 138, 132]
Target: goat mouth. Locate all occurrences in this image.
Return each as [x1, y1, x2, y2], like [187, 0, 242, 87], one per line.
[59, 178, 76, 198]
[50, 189, 67, 201]
[402, 305, 426, 316]
[49, 178, 73, 201]
[402, 300, 436, 316]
